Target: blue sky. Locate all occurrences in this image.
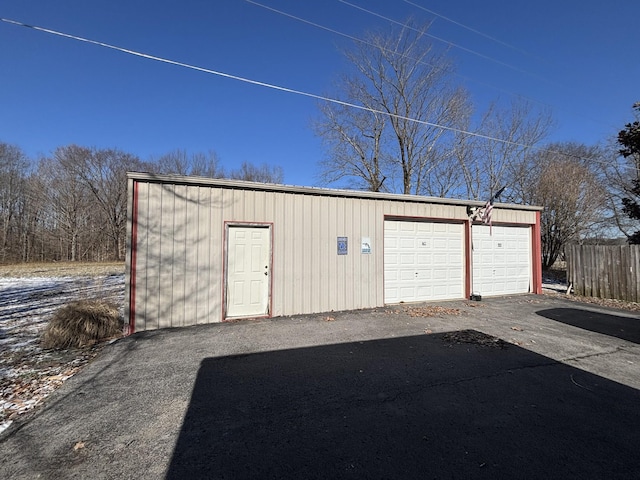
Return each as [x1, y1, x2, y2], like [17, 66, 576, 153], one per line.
[1, 0, 638, 187]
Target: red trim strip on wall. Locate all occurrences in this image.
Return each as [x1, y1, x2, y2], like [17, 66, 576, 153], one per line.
[128, 180, 139, 334]
[531, 211, 542, 294]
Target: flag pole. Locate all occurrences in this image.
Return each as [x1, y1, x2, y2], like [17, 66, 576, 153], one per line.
[468, 186, 505, 300]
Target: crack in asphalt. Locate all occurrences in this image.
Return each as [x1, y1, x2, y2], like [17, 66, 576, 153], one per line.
[560, 345, 636, 363]
[376, 359, 562, 404]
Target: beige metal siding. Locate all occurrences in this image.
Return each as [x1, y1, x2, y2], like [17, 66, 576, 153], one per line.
[133, 182, 225, 330]
[132, 182, 387, 329]
[128, 175, 541, 331]
[491, 208, 536, 225]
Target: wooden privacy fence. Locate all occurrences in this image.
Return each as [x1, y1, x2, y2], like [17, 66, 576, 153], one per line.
[565, 244, 640, 302]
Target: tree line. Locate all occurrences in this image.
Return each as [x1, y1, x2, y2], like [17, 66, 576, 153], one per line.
[314, 21, 640, 267]
[0, 144, 283, 263]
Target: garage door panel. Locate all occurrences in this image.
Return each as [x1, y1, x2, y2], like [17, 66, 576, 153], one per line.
[400, 254, 415, 264]
[385, 220, 464, 303]
[433, 238, 449, 250]
[432, 268, 448, 280]
[416, 285, 430, 296]
[399, 238, 414, 248]
[400, 270, 415, 281]
[417, 255, 431, 266]
[400, 286, 414, 297]
[472, 225, 531, 297]
[416, 267, 431, 277]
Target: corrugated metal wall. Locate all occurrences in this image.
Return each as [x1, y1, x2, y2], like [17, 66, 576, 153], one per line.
[127, 176, 538, 331]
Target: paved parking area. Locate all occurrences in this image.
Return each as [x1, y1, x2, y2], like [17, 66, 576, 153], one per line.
[1, 294, 639, 479]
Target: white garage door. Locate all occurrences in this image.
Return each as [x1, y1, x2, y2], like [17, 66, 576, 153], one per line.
[472, 224, 531, 296]
[384, 220, 464, 303]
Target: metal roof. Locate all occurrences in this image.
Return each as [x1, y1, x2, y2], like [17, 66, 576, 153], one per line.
[127, 171, 543, 211]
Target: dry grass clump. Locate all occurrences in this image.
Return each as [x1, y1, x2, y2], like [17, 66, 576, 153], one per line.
[41, 299, 124, 349]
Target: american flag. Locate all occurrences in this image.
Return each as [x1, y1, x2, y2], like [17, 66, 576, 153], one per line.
[481, 186, 505, 235]
[481, 199, 494, 234]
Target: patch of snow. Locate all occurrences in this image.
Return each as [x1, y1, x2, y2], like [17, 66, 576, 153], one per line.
[0, 274, 125, 434]
[0, 420, 12, 435]
[542, 275, 570, 294]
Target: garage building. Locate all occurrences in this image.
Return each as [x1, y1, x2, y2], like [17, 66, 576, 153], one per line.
[125, 172, 542, 332]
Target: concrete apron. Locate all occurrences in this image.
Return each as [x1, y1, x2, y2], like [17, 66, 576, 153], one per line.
[423, 295, 640, 391]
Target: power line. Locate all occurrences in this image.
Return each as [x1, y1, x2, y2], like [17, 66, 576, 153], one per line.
[0, 17, 621, 167]
[401, 0, 535, 58]
[246, 0, 607, 132]
[0, 17, 536, 148]
[244, 0, 456, 82]
[391, 0, 609, 129]
[245, 0, 364, 45]
[337, 0, 549, 82]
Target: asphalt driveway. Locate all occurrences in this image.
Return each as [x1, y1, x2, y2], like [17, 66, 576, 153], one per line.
[1, 295, 639, 479]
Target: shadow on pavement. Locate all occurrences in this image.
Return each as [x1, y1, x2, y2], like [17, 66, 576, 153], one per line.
[166, 331, 640, 480]
[537, 307, 640, 344]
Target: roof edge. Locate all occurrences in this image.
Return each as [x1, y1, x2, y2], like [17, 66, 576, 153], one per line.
[127, 171, 543, 211]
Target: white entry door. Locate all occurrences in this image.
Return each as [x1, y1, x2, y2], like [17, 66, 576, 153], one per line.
[472, 225, 531, 296]
[226, 226, 271, 318]
[384, 220, 465, 303]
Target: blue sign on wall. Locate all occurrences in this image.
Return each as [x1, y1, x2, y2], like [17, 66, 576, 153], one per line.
[337, 236, 348, 255]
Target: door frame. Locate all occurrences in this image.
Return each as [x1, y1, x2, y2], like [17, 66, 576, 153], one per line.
[383, 216, 467, 304]
[223, 222, 274, 321]
[470, 223, 533, 297]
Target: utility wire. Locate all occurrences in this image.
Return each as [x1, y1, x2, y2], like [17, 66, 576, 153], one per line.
[401, 0, 535, 58]
[337, 0, 549, 82]
[0, 17, 622, 167]
[245, 1, 467, 87]
[246, 0, 607, 132]
[246, 0, 365, 47]
[400, 0, 617, 132]
[0, 17, 538, 149]
[358, 0, 612, 130]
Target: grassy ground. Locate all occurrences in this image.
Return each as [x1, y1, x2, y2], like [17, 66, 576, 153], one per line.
[0, 262, 125, 433]
[0, 262, 125, 278]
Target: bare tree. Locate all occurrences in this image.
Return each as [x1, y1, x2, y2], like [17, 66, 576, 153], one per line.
[315, 100, 389, 191]
[43, 145, 146, 261]
[153, 149, 282, 184]
[228, 162, 284, 184]
[18, 173, 47, 262]
[189, 151, 225, 178]
[154, 149, 225, 178]
[75, 148, 144, 260]
[0, 143, 29, 262]
[515, 143, 606, 268]
[457, 99, 552, 201]
[315, 20, 472, 195]
[39, 151, 92, 262]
